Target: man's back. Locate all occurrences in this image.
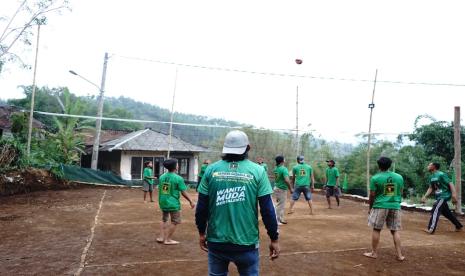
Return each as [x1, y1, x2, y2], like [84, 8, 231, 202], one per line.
[370, 171, 404, 210]
[292, 163, 312, 186]
[158, 172, 186, 211]
[198, 159, 272, 246]
[274, 165, 289, 190]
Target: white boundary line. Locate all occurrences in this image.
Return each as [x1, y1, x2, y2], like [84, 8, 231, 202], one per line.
[75, 190, 107, 276]
[71, 181, 142, 188]
[83, 240, 465, 268]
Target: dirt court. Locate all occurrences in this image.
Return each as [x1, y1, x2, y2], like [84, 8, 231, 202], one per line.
[1, 186, 465, 275]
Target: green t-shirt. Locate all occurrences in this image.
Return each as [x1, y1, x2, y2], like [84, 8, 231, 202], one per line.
[292, 163, 313, 187]
[143, 167, 154, 185]
[370, 171, 404, 209]
[274, 165, 289, 190]
[428, 171, 452, 201]
[199, 164, 208, 178]
[325, 167, 340, 186]
[158, 172, 187, 211]
[259, 162, 268, 173]
[198, 159, 272, 246]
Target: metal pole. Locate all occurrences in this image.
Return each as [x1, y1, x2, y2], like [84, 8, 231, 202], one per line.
[454, 106, 462, 214]
[26, 24, 41, 157]
[167, 67, 178, 159]
[296, 85, 299, 157]
[90, 52, 109, 170]
[366, 69, 378, 196]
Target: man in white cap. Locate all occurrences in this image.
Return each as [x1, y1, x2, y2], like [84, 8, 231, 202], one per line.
[195, 130, 280, 275]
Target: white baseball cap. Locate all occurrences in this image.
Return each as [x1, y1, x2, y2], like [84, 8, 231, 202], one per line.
[222, 130, 249, 154]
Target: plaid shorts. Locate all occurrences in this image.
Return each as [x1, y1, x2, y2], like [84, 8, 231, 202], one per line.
[162, 211, 181, 225]
[368, 208, 402, 231]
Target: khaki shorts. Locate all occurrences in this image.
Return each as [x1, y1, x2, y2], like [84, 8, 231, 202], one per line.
[162, 211, 181, 225]
[368, 208, 402, 231]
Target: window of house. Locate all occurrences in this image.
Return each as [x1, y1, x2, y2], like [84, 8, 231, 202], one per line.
[178, 158, 189, 180]
[131, 156, 165, 180]
[153, 157, 164, 177]
[131, 157, 142, 179]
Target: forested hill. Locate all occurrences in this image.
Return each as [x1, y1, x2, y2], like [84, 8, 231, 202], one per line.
[104, 96, 243, 128]
[6, 86, 245, 146]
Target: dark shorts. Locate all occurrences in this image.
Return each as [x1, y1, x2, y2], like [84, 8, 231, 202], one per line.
[292, 186, 312, 201]
[143, 181, 154, 192]
[326, 186, 340, 197]
[162, 211, 181, 225]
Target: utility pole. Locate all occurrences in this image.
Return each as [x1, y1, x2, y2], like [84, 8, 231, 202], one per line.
[90, 52, 109, 170]
[366, 69, 378, 196]
[26, 23, 41, 157]
[454, 106, 462, 214]
[167, 67, 178, 159]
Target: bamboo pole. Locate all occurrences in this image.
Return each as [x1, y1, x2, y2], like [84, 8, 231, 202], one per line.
[454, 106, 462, 214]
[26, 24, 41, 157]
[366, 69, 378, 196]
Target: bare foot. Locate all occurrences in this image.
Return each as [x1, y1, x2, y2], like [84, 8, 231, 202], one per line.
[164, 240, 180, 245]
[288, 210, 294, 214]
[423, 229, 433, 234]
[363, 252, 377, 259]
[328, 206, 332, 209]
[397, 256, 405, 261]
[156, 237, 164, 243]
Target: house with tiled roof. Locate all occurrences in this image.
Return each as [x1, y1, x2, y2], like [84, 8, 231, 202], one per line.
[0, 105, 44, 138]
[81, 129, 207, 183]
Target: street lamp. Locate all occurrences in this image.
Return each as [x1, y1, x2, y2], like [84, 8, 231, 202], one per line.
[68, 70, 101, 90]
[69, 52, 109, 170]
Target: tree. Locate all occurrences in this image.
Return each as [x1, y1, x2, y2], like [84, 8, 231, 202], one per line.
[46, 90, 88, 164]
[9, 85, 69, 131]
[409, 118, 465, 164]
[0, 0, 69, 73]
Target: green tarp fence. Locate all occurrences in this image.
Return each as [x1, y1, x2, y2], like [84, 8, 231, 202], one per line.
[59, 165, 199, 188]
[60, 165, 132, 186]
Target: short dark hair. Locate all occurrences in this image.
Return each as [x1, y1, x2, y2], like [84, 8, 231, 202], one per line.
[222, 145, 250, 162]
[163, 159, 178, 171]
[377, 157, 392, 171]
[432, 162, 440, 170]
[144, 161, 151, 167]
[275, 155, 284, 165]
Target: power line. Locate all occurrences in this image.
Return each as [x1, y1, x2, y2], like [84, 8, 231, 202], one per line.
[115, 54, 465, 87]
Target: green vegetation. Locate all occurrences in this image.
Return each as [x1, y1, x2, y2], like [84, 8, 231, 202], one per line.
[2, 86, 464, 202]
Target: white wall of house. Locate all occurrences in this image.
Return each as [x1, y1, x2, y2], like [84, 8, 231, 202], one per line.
[191, 154, 199, 182]
[120, 150, 165, 180]
[119, 150, 199, 182]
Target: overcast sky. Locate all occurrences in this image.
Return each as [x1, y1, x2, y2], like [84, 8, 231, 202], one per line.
[1, 0, 464, 143]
